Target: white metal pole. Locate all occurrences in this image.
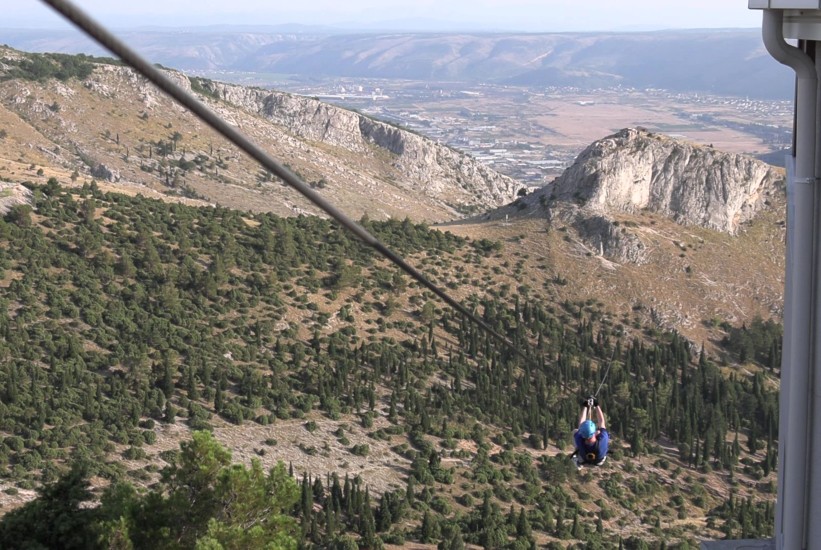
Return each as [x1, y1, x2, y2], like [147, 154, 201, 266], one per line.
[762, 9, 818, 550]
[808, 39, 821, 548]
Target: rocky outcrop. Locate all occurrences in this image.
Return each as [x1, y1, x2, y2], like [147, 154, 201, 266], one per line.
[550, 128, 783, 234]
[203, 80, 521, 212]
[91, 164, 120, 182]
[495, 128, 784, 264]
[0, 183, 32, 215]
[572, 214, 649, 265]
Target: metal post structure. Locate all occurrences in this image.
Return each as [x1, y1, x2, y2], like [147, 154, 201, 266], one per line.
[704, 3, 821, 550]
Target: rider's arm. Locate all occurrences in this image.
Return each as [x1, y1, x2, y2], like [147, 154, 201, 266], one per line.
[595, 406, 606, 430]
[578, 405, 589, 427]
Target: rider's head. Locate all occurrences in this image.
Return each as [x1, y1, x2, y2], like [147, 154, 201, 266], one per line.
[579, 420, 597, 440]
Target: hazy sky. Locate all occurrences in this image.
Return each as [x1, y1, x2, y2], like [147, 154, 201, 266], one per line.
[8, 1, 761, 32]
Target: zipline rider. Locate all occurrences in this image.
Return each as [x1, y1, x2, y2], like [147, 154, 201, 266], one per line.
[573, 396, 609, 467]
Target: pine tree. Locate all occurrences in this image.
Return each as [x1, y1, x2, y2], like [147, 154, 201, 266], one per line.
[439, 523, 466, 550]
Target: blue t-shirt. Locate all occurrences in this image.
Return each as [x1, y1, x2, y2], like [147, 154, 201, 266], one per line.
[574, 428, 609, 464]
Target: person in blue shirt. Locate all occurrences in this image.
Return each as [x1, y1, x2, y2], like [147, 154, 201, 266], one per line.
[573, 396, 609, 467]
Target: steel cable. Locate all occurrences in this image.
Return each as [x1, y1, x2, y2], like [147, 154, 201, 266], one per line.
[40, 0, 526, 361]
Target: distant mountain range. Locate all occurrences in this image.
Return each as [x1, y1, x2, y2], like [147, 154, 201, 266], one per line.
[0, 27, 793, 99]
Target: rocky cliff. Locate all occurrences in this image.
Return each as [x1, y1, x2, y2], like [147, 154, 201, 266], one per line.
[491, 128, 785, 264]
[197, 79, 521, 212]
[551, 128, 782, 234]
[0, 48, 521, 221]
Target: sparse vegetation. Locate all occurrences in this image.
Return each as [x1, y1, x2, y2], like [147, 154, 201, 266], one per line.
[4, 52, 97, 82]
[0, 181, 779, 547]
[188, 76, 221, 99]
[0, 48, 787, 547]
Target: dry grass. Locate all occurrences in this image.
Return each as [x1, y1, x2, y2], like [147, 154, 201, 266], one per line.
[440, 203, 785, 352]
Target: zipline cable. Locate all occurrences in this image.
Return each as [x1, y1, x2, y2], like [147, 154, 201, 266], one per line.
[593, 346, 617, 398]
[40, 0, 527, 362]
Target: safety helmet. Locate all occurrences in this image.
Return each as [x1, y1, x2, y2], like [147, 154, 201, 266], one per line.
[579, 420, 597, 439]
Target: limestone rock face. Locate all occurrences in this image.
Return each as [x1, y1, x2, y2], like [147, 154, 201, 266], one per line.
[495, 128, 785, 264]
[572, 214, 649, 265]
[0, 183, 32, 215]
[208, 81, 521, 213]
[551, 128, 783, 234]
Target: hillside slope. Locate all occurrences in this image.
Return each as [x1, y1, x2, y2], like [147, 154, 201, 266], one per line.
[0, 47, 520, 222]
[0, 51, 783, 547]
[0, 50, 786, 349]
[0, 182, 778, 548]
[463, 128, 785, 345]
[0, 49, 784, 356]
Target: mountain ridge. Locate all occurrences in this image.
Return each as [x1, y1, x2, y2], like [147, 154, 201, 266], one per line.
[0, 28, 793, 99]
[0, 47, 520, 221]
[203, 78, 519, 207]
[442, 127, 786, 341]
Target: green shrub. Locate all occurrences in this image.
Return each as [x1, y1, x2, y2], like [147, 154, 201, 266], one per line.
[350, 444, 370, 457]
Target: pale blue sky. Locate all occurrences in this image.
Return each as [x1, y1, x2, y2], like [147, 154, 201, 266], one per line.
[7, 1, 761, 32]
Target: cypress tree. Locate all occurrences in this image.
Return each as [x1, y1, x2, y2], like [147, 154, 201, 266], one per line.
[301, 474, 312, 519]
[312, 477, 325, 505]
[186, 366, 198, 400]
[516, 508, 532, 538]
[406, 476, 416, 506]
[420, 510, 436, 543]
[214, 382, 223, 413]
[571, 510, 582, 539]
